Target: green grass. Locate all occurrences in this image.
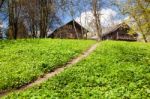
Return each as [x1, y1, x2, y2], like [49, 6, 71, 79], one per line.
[3, 41, 150, 99]
[0, 39, 95, 92]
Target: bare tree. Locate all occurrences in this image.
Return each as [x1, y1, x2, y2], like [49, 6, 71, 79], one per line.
[39, 0, 56, 38]
[0, 0, 5, 9]
[92, 0, 102, 41]
[8, 0, 26, 39]
[8, 0, 15, 39]
[23, 0, 39, 38]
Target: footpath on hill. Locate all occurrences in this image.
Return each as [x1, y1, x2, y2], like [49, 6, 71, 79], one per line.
[0, 43, 98, 98]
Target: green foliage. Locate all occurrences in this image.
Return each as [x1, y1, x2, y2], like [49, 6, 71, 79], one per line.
[0, 39, 95, 92]
[4, 41, 150, 99]
[115, 0, 150, 42]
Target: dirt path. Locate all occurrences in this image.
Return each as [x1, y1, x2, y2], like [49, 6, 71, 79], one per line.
[0, 43, 98, 98]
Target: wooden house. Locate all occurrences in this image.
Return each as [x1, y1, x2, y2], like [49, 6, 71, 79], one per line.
[102, 23, 138, 41]
[48, 20, 88, 39]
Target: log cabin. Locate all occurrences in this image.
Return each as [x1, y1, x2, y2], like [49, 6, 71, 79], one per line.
[48, 20, 88, 39]
[102, 23, 138, 41]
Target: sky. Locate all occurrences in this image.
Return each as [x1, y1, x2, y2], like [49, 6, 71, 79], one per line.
[76, 8, 122, 27]
[0, 0, 126, 31]
[54, 0, 126, 31]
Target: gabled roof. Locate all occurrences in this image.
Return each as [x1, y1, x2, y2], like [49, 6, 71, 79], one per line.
[102, 22, 130, 37]
[49, 20, 89, 35]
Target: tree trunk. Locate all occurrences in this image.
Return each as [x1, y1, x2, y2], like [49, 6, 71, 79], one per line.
[72, 20, 79, 39]
[39, 0, 49, 38]
[142, 34, 148, 43]
[92, 0, 102, 41]
[8, 0, 14, 39]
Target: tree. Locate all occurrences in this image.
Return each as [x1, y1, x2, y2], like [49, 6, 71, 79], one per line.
[0, 20, 2, 38]
[24, 0, 39, 38]
[39, 0, 48, 38]
[114, 0, 150, 42]
[8, 0, 26, 39]
[6, 0, 58, 39]
[92, 0, 102, 41]
[8, 0, 15, 39]
[0, 0, 5, 9]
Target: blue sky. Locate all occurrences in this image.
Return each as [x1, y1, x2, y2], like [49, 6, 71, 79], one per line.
[58, 1, 124, 22]
[0, 0, 126, 30]
[52, 0, 126, 31]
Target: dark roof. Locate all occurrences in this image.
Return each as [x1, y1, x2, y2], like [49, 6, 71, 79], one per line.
[49, 20, 89, 35]
[102, 22, 131, 37]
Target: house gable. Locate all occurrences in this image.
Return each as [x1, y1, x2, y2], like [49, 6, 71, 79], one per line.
[102, 23, 138, 41]
[48, 20, 88, 39]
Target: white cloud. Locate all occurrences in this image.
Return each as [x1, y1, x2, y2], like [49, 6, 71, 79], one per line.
[101, 9, 117, 24]
[76, 11, 94, 27]
[76, 8, 122, 31]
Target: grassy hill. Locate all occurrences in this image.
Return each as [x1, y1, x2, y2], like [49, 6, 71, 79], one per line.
[0, 39, 95, 92]
[3, 41, 150, 99]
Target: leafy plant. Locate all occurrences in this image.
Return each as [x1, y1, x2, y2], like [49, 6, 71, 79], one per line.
[3, 41, 150, 99]
[0, 39, 95, 92]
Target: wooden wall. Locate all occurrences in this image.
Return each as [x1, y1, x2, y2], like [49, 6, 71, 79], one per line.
[49, 21, 86, 39]
[102, 26, 137, 41]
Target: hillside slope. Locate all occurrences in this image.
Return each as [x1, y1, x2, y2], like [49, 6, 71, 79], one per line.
[0, 39, 95, 92]
[3, 41, 150, 98]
